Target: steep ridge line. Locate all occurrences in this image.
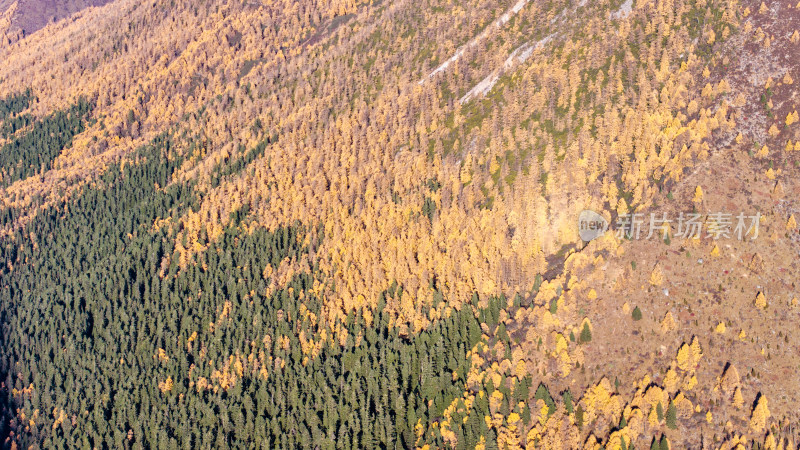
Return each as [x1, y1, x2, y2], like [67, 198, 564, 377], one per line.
[418, 0, 531, 84]
[459, 32, 556, 103]
[458, 0, 634, 104]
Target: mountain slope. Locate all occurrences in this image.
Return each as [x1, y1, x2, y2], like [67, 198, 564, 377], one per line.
[1, 0, 800, 447]
[0, 0, 112, 44]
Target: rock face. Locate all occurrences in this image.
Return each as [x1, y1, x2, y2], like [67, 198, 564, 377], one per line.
[1, 0, 112, 40]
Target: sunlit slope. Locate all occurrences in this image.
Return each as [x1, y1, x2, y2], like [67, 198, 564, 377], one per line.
[2, 0, 800, 447]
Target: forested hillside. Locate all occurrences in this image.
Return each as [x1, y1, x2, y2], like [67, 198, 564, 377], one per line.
[0, 0, 113, 45]
[1, 0, 800, 447]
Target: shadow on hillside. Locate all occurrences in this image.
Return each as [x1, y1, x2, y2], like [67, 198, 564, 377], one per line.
[3, 0, 113, 38]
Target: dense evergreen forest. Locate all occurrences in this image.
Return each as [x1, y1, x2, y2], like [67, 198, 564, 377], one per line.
[0, 97, 92, 187]
[0, 89, 32, 122]
[0, 94, 534, 447]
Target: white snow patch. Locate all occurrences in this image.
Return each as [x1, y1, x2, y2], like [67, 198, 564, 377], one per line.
[459, 33, 556, 103]
[419, 0, 531, 84]
[459, 72, 501, 103]
[519, 33, 554, 63]
[609, 0, 633, 19]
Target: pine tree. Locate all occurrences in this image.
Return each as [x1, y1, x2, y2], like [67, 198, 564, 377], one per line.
[580, 322, 592, 343]
[666, 401, 677, 429]
[562, 390, 573, 414]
